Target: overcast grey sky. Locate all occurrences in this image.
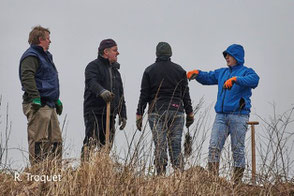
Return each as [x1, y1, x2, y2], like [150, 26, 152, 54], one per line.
[0, 0, 294, 170]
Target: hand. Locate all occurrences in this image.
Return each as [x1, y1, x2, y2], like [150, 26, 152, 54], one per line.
[136, 114, 143, 131]
[186, 113, 194, 128]
[100, 90, 115, 103]
[187, 70, 199, 81]
[119, 117, 127, 130]
[55, 99, 63, 115]
[223, 76, 237, 90]
[31, 97, 42, 112]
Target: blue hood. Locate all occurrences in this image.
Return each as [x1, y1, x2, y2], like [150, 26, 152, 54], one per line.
[223, 44, 244, 65]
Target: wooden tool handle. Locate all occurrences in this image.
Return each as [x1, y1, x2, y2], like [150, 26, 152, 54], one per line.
[105, 102, 111, 148]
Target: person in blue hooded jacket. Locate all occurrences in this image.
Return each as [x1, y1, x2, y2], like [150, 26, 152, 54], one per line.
[187, 44, 259, 184]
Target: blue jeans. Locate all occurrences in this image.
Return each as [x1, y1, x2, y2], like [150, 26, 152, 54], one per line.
[148, 110, 185, 172]
[208, 113, 249, 168]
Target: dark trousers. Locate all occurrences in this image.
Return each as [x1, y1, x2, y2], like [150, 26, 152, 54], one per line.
[82, 113, 116, 149]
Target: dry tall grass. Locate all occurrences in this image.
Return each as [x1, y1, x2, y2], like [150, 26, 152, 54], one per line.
[0, 96, 294, 195]
[0, 150, 293, 196]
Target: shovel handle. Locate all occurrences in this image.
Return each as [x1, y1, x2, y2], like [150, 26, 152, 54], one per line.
[247, 121, 259, 184]
[106, 102, 111, 148]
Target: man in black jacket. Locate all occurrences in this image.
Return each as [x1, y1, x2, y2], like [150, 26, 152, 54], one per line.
[136, 42, 194, 174]
[82, 39, 127, 157]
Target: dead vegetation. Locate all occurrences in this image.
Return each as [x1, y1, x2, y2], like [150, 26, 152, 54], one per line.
[0, 96, 294, 195]
[0, 151, 293, 195]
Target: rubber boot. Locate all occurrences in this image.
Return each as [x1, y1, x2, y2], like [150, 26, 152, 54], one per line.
[156, 165, 167, 176]
[208, 162, 219, 176]
[35, 140, 51, 163]
[52, 142, 62, 168]
[233, 167, 245, 185]
[81, 145, 90, 162]
[81, 137, 97, 162]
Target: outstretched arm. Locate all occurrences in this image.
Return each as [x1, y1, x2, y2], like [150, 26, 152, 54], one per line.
[196, 70, 218, 85]
[188, 68, 223, 85]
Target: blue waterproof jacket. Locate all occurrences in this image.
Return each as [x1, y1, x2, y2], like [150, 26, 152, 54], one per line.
[19, 45, 60, 107]
[196, 44, 259, 115]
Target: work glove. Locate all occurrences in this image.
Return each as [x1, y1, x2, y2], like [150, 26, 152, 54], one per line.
[55, 99, 63, 115]
[136, 114, 143, 131]
[31, 97, 42, 112]
[100, 90, 115, 103]
[187, 70, 199, 81]
[119, 117, 127, 130]
[223, 76, 237, 90]
[186, 113, 194, 128]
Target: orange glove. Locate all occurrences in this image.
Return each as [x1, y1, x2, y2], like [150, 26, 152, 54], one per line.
[223, 76, 237, 89]
[187, 70, 199, 81]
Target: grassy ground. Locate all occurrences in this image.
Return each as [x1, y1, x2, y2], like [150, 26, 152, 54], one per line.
[1, 99, 293, 195]
[1, 151, 293, 196]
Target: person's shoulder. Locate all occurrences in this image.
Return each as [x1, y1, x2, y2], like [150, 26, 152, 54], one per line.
[207, 67, 227, 77]
[242, 65, 254, 70]
[88, 58, 100, 65]
[145, 62, 156, 72]
[20, 47, 38, 62]
[22, 56, 39, 63]
[214, 67, 227, 72]
[85, 58, 99, 70]
[218, 66, 227, 70]
[241, 65, 258, 74]
[170, 61, 185, 72]
[22, 47, 37, 56]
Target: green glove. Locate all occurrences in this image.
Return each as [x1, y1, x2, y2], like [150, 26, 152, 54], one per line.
[56, 99, 63, 115]
[31, 97, 42, 112]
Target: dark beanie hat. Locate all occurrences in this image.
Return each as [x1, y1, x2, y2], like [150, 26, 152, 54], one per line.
[98, 39, 117, 52]
[156, 42, 172, 57]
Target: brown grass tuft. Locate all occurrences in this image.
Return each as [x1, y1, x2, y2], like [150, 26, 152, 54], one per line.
[0, 151, 293, 195]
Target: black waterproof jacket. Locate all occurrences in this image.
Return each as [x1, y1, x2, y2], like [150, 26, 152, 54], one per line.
[137, 57, 193, 115]
[83, 55, 127, 119]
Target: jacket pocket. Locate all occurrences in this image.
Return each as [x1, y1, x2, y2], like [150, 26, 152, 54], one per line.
[239, 98, 245, 110]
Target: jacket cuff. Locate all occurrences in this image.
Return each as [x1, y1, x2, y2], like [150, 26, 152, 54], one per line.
[97, 89, 106, 97]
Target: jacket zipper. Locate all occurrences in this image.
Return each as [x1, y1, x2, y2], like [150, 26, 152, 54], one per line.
[108, 66, 113, 92]
[222, 89, 226, 113]
[222, 69, 232, 113]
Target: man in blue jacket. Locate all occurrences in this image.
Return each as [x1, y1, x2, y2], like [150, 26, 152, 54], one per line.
[187, 44, 259, 184]
[19, 26, 63, 165]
